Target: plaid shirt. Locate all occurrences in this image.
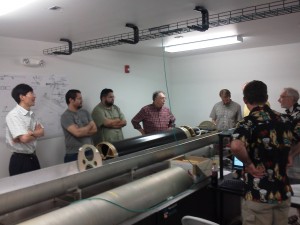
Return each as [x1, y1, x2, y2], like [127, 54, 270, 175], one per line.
[131, 104, 175, 134]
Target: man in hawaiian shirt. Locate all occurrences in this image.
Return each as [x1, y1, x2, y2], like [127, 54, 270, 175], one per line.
[231, 80, 295, 225]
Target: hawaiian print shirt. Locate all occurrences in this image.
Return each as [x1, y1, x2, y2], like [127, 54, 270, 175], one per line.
[232, 105, 294, 204]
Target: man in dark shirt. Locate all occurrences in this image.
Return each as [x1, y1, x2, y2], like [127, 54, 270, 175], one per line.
[231, 80, 295, 225]
[131, 91, 175, 135]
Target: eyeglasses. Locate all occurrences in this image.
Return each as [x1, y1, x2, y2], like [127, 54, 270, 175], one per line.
[280, 95, 291, 98]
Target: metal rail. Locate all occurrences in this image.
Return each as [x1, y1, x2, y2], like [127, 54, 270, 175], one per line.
[43, 0, 300, 55]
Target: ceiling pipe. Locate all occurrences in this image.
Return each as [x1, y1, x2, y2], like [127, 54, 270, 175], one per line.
[43, 0, 300, 54]
[119, 23, 139, 44]
[53, 38, 73, 55]
[188, 6, 209, 32]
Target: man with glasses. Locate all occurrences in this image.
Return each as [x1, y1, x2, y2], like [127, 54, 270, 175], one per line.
[278, 87, 300, 168]
[278, 88, 300, 219]
[6, 83, 44, 176]
[92, 88, 126, 144]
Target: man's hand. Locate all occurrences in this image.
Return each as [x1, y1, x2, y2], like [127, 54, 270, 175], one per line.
[245, 163, 265, 178]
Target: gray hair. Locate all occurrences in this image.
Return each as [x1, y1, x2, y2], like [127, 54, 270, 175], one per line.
[219, 89, 231, 98]
[284, 87, 299, 103]
[152, 91, 165, 101]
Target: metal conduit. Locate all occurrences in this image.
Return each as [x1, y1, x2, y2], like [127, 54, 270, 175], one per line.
[0, 132, 218, 215]
[17, 167, 193, 225]
[97, 126, 197, 158]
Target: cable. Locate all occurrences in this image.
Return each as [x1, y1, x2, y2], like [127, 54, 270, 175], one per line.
[70, 186, 192, 213]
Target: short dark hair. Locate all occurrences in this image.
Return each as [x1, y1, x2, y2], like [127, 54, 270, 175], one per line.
[152, 91, 165, 101]
[100, 88, 113, 99]
[65, 89, 81, 105]
[219, 89, 231, 98]
[11, 83, 33, 104]
[243, 80, 268, 105]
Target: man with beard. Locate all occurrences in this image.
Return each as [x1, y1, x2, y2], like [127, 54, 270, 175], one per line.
[61, 89, 97, 163]
[210, 89, 242, 131]
[91, 88, 126, 144]
[6, 83, 44, 176]
[131, 91, 176, 135]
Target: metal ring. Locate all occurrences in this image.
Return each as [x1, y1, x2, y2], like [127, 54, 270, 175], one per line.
[96, 141, 118, 159]
[180, 125, 196, 137]
[178, 126, 191, 138]
[77, 144, 102, 172]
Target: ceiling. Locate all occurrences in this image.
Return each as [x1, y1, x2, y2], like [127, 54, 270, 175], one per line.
[1, 0, 300, 57]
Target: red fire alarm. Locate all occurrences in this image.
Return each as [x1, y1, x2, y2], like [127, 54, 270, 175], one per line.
[124, 65, 130, 73]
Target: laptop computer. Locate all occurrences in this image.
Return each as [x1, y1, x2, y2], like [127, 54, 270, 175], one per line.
[232, 156, 243, 170]
[218, 156, 245, 192]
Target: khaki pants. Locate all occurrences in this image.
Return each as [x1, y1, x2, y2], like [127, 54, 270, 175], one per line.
[242, 199, 291, 225]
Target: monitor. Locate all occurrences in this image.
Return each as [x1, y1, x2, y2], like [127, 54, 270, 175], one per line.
[232, 156, 243, 170]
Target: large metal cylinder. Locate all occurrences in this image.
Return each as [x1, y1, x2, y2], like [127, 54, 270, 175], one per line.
[17, 167, 193, 225]
[0, 132, 218, 215]
[97, 126, 196, 158]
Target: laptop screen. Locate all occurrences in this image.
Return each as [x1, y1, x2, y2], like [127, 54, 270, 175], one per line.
[233, 156, 243, 170]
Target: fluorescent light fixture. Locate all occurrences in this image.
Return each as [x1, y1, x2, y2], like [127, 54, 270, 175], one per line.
[164, 35, 243, 53]
[0, 0, 38, 16]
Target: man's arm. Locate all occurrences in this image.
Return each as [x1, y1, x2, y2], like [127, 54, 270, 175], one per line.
[87, 121, 97, 136]
[66, 121, 96, 138]
[103, 118, 127, 129]
[211, 119, 217, 126]
[209, 105, 217, 125]
[168, 111, 176, 128]
[17, 132, 36, 143]
[236, 104, 243, 122]
[288, 142, 300, 166]
[131, 109, 144, 134]
[7, 115, 43, 143]
[16, 124, 44, 143]
[231, 139, 265, 178]
[32, 122, 44, 138]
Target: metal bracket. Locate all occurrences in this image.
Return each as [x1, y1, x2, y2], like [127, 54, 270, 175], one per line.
[119, 23, 139, 44]
[188, 6, 209, 32]
[53, 38, 73, 55]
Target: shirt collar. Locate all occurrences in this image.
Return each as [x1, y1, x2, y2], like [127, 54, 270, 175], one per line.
[16, 104, 33, 116]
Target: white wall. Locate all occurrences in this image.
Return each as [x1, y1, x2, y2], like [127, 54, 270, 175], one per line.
[0, 36, 299, 179]
[169, 43, 300, 127]
[0, 37, 170, 178]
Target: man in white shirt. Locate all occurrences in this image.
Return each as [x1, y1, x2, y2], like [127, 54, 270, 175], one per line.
[6, 83, 44, 176]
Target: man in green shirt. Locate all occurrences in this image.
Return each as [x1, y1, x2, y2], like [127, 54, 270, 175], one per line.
[92, 88, 126, 145]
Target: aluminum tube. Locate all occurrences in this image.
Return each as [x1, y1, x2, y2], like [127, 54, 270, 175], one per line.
[17, 167, 193, 225]
[97, 127, 190, 158]
[0, 132, 218, 215]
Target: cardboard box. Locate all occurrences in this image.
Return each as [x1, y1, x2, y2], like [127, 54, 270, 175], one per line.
[170, 155, 212, 179]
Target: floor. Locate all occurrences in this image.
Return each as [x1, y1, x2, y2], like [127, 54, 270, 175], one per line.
[289, 207, 299, 225]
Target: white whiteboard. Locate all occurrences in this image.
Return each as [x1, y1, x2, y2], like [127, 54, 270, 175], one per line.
[0, 74, 71, 141]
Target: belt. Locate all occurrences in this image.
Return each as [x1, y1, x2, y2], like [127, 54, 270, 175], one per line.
[13, 152, 36, 157]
